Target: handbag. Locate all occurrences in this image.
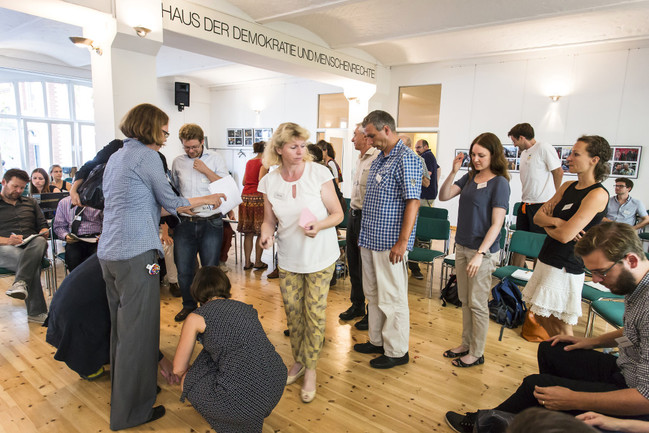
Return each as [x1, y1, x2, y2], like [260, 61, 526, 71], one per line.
[521, 311, 550, 342]
[77, 163, 106, 210]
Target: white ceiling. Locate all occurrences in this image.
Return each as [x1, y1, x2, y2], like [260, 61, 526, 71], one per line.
[1, 0, 649, 87]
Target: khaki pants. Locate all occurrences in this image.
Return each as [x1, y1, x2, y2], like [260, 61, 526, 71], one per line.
[360, 248, 410, 358]
[455, 244, 498, 357]
[279, 263, 335, 369]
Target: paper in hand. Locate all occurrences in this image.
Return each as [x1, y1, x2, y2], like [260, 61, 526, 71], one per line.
[299, 207, 317, 229]
[208, 175, 243, 215]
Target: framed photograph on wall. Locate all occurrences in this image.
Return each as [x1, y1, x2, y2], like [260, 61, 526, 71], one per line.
[254, 128, 273, 142]
[611, 146, 641, 178]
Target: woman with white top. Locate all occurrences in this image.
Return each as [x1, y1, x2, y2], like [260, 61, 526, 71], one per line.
[258, 123, 343, 404]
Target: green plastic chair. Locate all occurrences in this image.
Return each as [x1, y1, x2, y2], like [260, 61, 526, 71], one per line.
[0, 256, 56, 296]
[408, 216, 450, 298]
[590, 299, 624, 331]
[582, 284, 624, 337]
[492, 230, 547, 286]
[509, 202, 522, 231]
[419, 207, 448, 220]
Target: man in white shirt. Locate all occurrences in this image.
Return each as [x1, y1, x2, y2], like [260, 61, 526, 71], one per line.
[339, 124, 379, 330]
[171, 124, 229, 322]
[508, 123, 563, 267]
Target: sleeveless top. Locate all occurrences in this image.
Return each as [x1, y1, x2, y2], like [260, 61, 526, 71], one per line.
[242, 158, 263, 195]
[538, 181, 608, 274]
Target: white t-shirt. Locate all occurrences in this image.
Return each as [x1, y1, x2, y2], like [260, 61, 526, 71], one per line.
[519, 141, 561, 203]
[258, 162, 339, 274]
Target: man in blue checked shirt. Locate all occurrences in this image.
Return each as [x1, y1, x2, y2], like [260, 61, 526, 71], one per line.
[353, 110, 422, 369]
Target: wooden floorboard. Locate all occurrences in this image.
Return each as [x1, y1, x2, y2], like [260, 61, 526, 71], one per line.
[0, 243, 615, 432]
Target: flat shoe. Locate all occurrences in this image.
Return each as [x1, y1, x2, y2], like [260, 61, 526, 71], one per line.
[353, 341, 384, 354]
[286, 365, 305, 385]
[452, 355, 484, 368]
[243, 264, 254, 270]
[443, 348, 469, 358]
[370, 353, 409, 369]
[174, 307, 196, 322]
[253, 263, 268, 270]
[301, 387, 316, 403]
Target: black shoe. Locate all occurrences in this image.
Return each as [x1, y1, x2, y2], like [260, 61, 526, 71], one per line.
[370, 353, 409, 369]
[445, 411, 476, 433]
[144, 406, 165, 425]
[169, 283, 181, 297]
[330, 275, 337, 286]
[339, 305, 365, 320]
[283, 329, 290, 337]
[411, 268, 424, 280]
[174, 307, 196, 322]
[354, 314, 369, 330]
[353, 341, 384, 354]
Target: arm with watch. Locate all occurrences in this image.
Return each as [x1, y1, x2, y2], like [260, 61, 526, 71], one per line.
[466, 206, 507, 278]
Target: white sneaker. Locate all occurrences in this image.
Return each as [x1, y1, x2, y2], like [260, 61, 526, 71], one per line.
[6, 280, 28, 300]
[218, 263, 230, 273]
[27, 313, 48, 324]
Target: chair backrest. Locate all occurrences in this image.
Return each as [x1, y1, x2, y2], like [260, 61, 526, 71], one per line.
[513, 202, 521, 216]
[508, 230, 547, 258]
[338, 198, 352, 229]
[419, 206, 448, 220]
[415, 216, 450, 255]
[499, 227, 507, 249]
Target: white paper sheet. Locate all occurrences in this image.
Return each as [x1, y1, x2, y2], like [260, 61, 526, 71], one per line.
[511, 269, 533, 281]
[208, 175, 243, 215]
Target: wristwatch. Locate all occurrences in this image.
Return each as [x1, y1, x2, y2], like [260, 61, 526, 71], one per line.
[477, 250, 486, 256]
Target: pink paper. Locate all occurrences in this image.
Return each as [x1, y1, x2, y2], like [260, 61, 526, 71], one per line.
[298, 207, 317, 229]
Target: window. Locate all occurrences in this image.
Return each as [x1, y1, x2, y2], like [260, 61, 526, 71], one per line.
[318, 93, 348, 129]
[0, 69, 94, 173]
[397, 84, 441, 128]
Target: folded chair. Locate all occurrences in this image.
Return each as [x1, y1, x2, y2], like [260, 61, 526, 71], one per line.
[407, 216, 450, 298]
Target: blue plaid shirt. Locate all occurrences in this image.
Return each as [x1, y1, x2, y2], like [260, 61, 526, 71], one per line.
[98, 139, 190, 261]
[359, 140, 422, 251]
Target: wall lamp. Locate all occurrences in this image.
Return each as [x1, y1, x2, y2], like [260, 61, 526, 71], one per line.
[549, 95, 561, 102]
[133, 26, 151, 38]
[69, 37, 102, 55]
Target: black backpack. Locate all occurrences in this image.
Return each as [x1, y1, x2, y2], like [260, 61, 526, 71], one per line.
[441, 274, 461, 307]
[77, 163, 106, 210]
[488, 278, 527, 338]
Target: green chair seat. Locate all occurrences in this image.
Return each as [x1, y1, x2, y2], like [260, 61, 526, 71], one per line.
[591, 300, 624, 329]
[492, 265, 529, 286]
[408, 216, 450, 298]
[639, 232, 649, 240]
[409, 248, 445, 263]
[582, 285, 624, 303]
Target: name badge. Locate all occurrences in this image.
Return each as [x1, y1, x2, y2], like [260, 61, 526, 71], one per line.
[202, 178, 210, 183]
[376, 174, 382, 183]
[562, 203, 573, 211]
[623, 210, 632, 215]
[615, 336, 633, 348]
[274, 192, 285, 199]
[477, 182, 487, 189]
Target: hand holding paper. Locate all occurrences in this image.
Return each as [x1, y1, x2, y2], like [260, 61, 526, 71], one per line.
[299, 208, 320, 237]
[208, 176, 243, 215]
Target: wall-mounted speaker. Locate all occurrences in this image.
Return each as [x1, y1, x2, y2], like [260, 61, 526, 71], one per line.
[175, 82, 190, 112]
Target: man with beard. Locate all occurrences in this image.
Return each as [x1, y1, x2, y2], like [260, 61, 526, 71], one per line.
[446, 221, 649, 432]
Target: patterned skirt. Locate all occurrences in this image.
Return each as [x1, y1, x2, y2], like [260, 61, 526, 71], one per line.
[237, 194, 264, 235]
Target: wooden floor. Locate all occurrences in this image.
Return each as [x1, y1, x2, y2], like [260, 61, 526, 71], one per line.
[0, 243, 615, 432]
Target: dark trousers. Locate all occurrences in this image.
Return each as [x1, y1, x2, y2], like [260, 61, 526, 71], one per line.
[174, 218, 223, 309]
[495, 341, 626, 414]
[515, 202, 546, 234]
[345, 211, 365, 307]
[100, 250, 160, 430]
[65, 241, 97, 271]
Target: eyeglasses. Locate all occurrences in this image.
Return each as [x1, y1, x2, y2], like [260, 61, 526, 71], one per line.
[162, 130, 170, 138]
[586, 260, 621, 278]
[614, 184, 628, 188]
[183, 145, 202, 151]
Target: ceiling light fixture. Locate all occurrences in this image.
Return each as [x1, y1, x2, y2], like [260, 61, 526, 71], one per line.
[69, 37, 102, 55]
[133, 26, 151, 38]
[549, 95, 561, 102]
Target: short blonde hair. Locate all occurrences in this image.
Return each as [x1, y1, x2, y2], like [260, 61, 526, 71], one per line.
[262, 122, 311, 168]
[119, 103, 169, 146]
[178, 123, 204, 143]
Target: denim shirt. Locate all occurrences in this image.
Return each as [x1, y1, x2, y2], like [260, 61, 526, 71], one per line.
[98, 139, 190, 261]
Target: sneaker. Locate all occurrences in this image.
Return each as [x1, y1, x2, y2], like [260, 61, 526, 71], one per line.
[6, 280, 28, 300]
[168, 282, 181, 297]
[354, 314, 369, 330]
[410, 267, 424, 280]
[445, 411, 477, 433]
[339, 305, 365, 321]
[27, 312, 48, 324]
[218, 263, 230, 273]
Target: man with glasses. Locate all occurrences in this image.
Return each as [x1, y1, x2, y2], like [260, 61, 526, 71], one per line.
[605, 178, 649, 231]
[171, 123, 229, 322]
[446, 221, 649, 432]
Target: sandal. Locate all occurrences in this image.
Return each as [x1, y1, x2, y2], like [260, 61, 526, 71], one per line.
[443, 348, 469, 358]
[253, 263, 268, 270]
[243, 264, 254, 270]
[452, 355, 484, 368]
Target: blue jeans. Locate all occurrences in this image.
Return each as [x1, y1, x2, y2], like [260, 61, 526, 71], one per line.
[173, 217, 223, 309]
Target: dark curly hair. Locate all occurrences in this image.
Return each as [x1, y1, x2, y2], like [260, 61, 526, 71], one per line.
[578, 135, 612, 182]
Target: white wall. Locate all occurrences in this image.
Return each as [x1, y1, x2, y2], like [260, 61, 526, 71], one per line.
[207, 78, 342, 185]
[386, 47, 649, 226]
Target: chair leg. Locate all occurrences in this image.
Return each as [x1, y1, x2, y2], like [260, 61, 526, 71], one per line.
[584, 304, 595, 338]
